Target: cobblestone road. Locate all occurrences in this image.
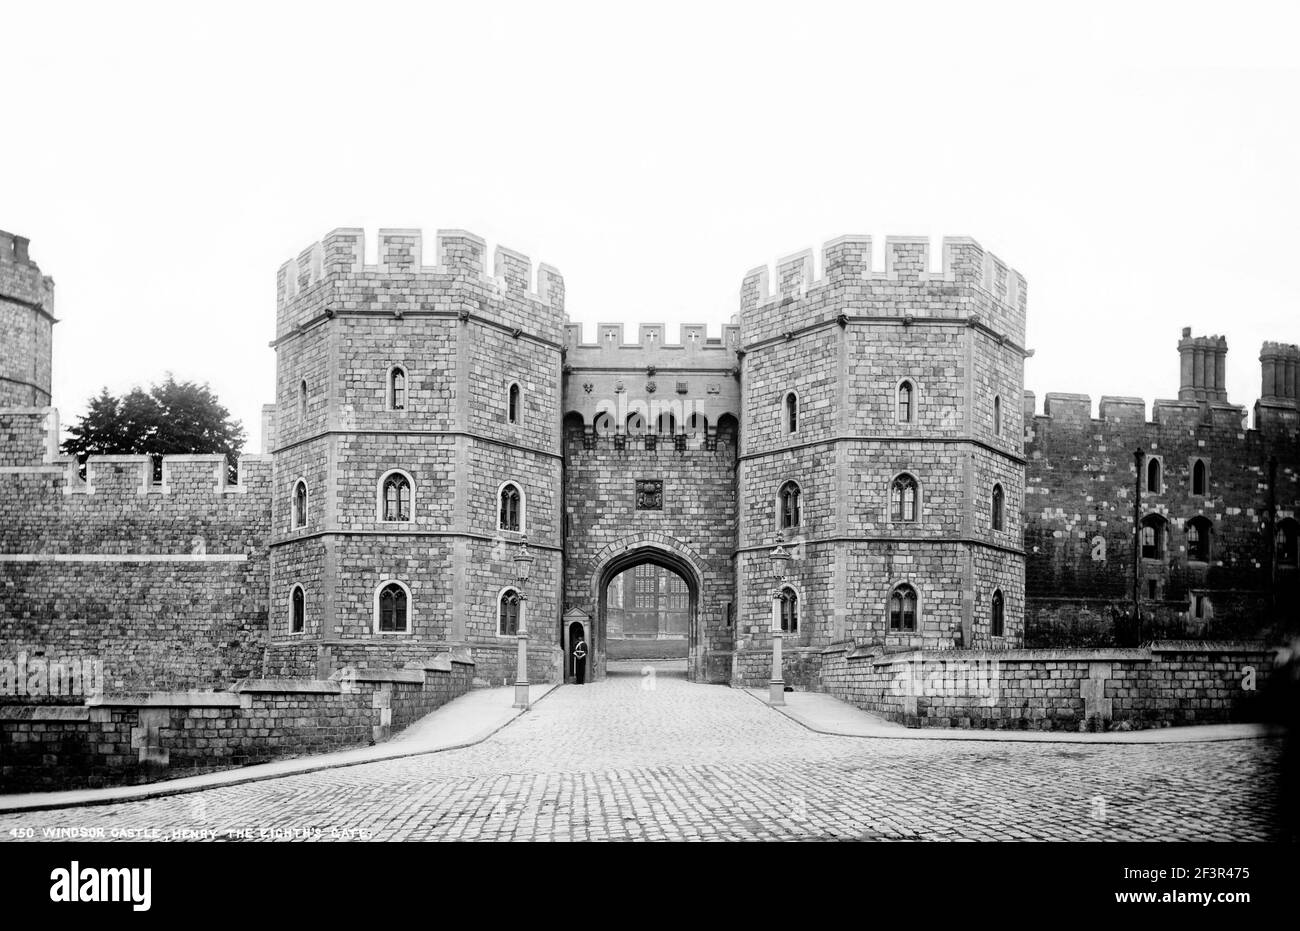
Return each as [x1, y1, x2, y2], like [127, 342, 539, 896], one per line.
[0, 662, 1284, 841]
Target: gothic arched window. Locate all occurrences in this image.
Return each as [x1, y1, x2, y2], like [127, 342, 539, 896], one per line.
[508, 383, 520, 424]
[1146, 457, 1162, 494]
[1192, 459, 1207, 496]
[779, 481, 801, 530]
[499, 588, 521, 636]
[891, 474, 919, 522]
[292, 480, 308, 529]
[991, 589, 1004, 637]
[291, 585, 305, 633]
[992, 483, 1005, 531]
[381, 471, 412, 522]
[784, 391, 798, 434]
[890, 584, 918, 631]
[376, 581, 409, 633]
[390, 367, 407, 411]
[993, 395, 1002, 436]
[779, 586, 798, 633]
[499, 483, 522, 532]
[898, 380, 915, 424]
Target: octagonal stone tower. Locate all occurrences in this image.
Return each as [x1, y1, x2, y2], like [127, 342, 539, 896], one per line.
[0, 230, 55, 407]
[734, 236, 1029, 686]
[267, 228, 566, 683]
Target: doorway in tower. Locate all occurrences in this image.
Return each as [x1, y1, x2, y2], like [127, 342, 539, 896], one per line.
[604, 563, 691, 660]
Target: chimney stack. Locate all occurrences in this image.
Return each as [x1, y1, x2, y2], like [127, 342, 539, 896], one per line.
[1177, 328, 1229, 403]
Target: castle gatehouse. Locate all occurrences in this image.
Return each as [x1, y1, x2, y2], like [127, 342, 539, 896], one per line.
[0, 225, 1294, 788]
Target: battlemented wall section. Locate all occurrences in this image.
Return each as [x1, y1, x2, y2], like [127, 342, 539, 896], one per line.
[1022, 336, 1300, 644]
[0, 409, 272, 691]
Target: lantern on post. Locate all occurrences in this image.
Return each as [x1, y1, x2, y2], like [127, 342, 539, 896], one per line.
[512, 537, 534, 710]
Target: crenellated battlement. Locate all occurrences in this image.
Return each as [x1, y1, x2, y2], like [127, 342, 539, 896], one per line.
[276, 227, 565, 316]
[1028, 392, 1253, 433]
[0, 408, 272, 499]
[739, 235, 1026, 313]
[0, 229, 55, 309]
[1, 231, 57, 407]
[564, 321, 741, 367]
[1030, 329, 1299, 438]
[64, 453, 273, 498]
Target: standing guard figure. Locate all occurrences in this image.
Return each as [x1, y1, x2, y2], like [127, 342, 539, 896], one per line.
[571, 636, 588, 685]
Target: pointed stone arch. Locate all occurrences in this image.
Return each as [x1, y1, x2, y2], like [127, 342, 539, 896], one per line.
[586, 533, 708, 681]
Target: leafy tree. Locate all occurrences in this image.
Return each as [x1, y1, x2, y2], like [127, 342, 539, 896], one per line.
[62, 376, 246, 476]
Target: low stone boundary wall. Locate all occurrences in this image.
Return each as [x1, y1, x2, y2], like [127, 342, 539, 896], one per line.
[733, 645, 824, 690]
[264, 640, 559, 687]
[820, 640, 1276, 731]
[0, 654, 473, 792]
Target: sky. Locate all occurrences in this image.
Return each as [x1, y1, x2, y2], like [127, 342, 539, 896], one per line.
[2, 0, 1298, 450]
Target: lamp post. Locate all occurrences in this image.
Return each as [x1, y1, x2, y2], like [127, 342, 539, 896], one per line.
[768, 534, 792, 705]
[512, 536, 534, 710]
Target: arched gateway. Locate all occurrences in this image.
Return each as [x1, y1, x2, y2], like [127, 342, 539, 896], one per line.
[586, 537, 707, 682]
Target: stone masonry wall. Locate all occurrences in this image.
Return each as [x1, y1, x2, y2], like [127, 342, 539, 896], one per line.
[1023, 389, 1300, 643]
[820, 642, 1274, 730]
[0, 410, 272, 692]
[0, 657, 473, 792]
[734, 236, 1027, 686]
[269, 228, 566, 682]
[562, 417, 738, 683]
